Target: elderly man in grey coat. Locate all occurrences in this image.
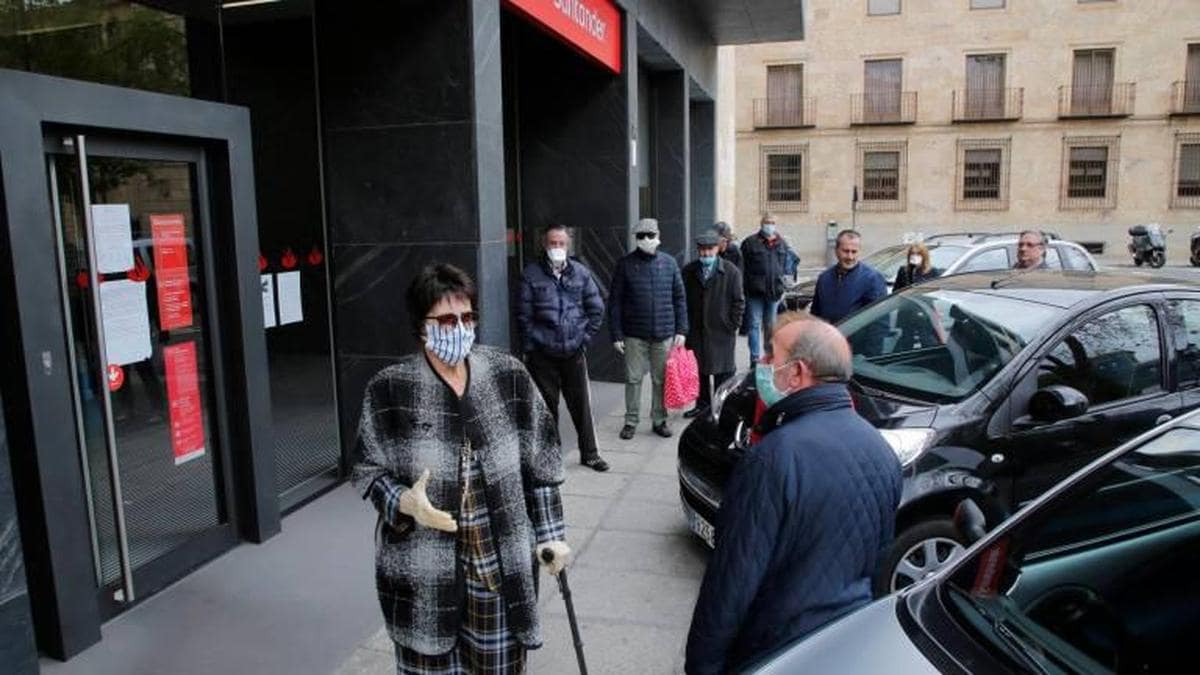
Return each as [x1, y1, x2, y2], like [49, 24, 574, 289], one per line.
[682, 232, 745, 418]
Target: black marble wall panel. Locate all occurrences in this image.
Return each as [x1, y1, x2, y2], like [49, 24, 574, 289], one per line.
[318, 0, 509, 450]
[0, 386, 37, 674]
[503, 14, 631, 382]
[690, 100, 715, 235]
[652, 70, 689, 266]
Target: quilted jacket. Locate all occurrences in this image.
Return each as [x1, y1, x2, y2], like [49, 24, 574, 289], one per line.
[685, 384, 902, 674]
[608, 249, 688, 342]
[517, 256, 605, 357]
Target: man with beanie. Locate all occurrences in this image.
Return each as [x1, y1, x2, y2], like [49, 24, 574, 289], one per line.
[518, 223, 609, 472]
[739, 212, 795, 366]
[609, 218, 688, 440]
[682, 232, 745, 418]
[713, 221, 742, 270]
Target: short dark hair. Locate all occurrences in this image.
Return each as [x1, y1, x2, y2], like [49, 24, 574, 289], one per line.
[543, 223, 570, 241]
[836, 229, 861, 246]
[406, 263, 477, 337]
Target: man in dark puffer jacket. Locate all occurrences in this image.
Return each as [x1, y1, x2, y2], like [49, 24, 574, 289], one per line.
[518, 223, 609, 471]
[685, 313, 901, 674]
[608, 218, 688, 440]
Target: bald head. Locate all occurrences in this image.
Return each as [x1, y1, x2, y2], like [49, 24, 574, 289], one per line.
[769, 312, 854, 390]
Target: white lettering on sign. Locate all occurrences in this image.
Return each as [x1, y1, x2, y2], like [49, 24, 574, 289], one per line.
[552, 0, 607, 42]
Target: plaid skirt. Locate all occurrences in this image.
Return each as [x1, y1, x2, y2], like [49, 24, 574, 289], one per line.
[394, 561, 526, 675]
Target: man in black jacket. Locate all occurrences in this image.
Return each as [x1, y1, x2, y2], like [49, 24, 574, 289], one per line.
[682, 232, 745, 418]
[518, 224, 609, 472]
[739, 213, 794, 366]
[608, 218, 688, 440]
[713, 221, 742, 269]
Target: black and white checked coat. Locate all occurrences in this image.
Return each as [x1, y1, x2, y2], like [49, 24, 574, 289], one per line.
[352, 346, 565, 655]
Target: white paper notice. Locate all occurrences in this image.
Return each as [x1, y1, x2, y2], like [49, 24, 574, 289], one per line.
[99, 279, 152, 366]
[91, 204, 134, 274]
[277, 271, 303, 325]
[261, 274, 277, 329]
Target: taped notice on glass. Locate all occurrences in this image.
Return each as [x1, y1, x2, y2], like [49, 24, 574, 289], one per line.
[91, 204, 134, 274]
[261, 274, 276, 328]
[164, 341, 206, 465]
[99, 279, 152, 366]
[276, 270, 303, 325]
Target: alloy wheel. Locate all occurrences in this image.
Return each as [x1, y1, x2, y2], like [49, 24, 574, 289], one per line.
[890, 536, 965, 592]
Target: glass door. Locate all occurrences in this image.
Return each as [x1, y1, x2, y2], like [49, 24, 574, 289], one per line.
[46, 133, 236, 617]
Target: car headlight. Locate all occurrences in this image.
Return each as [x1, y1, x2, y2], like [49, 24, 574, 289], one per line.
[710, 371, 747, 422]
[878, 428, 936, 466]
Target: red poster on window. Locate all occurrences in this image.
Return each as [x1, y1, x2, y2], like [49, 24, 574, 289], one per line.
[164, 341, 206, 465]
[151, 214, 193, 331]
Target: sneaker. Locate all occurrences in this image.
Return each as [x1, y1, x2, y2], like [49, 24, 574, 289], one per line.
[682, 407, 704, 419]
[652, 422, 673, 438]
[619, 425, 636, 440]
[582, 456, 610, 472]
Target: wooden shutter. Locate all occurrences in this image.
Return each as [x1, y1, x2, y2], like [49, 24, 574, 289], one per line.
[966, 54, 1005, 118]
[1072, 49, 1114, 114]
[766, 64, 804, 126]
[864, 59, 902, 122]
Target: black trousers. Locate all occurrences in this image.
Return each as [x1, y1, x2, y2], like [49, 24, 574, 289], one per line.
[527, 350, 599, 461]
[698, 371, 735, 408]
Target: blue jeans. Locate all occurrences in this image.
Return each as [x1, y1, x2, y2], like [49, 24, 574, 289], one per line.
[746, 295, 779, 365]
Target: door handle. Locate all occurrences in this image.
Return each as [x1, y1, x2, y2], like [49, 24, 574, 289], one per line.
[1156, 414, 1172, 425]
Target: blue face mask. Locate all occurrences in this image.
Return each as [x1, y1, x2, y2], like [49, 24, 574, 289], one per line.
[755, 361, 795, 408]
[761, 224, 777, 238]
[699, 255, 717, 267]
[424, 322, 475, 366]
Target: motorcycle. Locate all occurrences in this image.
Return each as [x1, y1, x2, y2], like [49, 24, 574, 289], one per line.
[1128, 223, 1167, 268]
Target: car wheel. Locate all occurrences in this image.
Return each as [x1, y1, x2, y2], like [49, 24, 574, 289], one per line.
[874, 519, 967, 597]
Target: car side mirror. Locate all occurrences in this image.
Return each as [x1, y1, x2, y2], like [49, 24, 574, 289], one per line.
[1028, 385, 1089, 423]
[954, 498, 988, 545]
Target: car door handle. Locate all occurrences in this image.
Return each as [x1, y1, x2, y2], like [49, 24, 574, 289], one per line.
[1156, 414, 1172, 425]
[1077, 413, 1107, 425]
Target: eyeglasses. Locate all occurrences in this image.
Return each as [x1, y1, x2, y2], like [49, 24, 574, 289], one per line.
[635, 232, 658, 240]
[425, 311, 478, 328]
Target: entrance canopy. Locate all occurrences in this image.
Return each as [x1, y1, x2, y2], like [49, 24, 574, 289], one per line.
[691, 0, 806, 44]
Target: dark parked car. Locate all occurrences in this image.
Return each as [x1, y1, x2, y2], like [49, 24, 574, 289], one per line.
[680, 270, 1200, 595]
[746, 408, 1200, 673]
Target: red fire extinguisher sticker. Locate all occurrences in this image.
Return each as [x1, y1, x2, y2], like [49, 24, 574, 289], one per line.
[107, 364, 125, 392]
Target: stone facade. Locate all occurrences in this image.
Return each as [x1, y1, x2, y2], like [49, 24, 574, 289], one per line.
[726, 0, 1200, 264]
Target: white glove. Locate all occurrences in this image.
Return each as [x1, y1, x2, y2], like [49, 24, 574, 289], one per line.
[536, 540, 571, 575]
[673, 334, 686, 348]
[398, 469, 458, 532]
[613, 341, 625, 354]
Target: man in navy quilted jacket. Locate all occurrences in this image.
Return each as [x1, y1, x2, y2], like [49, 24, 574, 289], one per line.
[685, 313, 902, 674]
[608, 217, 688, 440]
[518, 223, 609, 472]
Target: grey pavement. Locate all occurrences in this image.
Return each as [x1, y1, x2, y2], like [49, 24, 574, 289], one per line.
[336, 374, 716, 675]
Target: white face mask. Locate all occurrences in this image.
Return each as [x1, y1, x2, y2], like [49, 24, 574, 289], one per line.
[909, 255, 922, 266]
[637, 237, 660, 254]
[547, 247, 568, 265]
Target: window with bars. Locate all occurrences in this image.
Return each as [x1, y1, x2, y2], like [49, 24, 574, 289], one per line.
[963, 150, 1001, 199]
[1060, 136, 1119, 209]
[868, 0, 900, 16]
[1174, 134, 1200, 208]
[857, 141, 907, 211]
[953, 138, 1011, 212]
[760, 144, 808, 212]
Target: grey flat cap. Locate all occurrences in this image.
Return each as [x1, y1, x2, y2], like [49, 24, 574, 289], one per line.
[695, 232, 721, 247]
[633, 218, 659, 235]
[712, 221, 734, 239]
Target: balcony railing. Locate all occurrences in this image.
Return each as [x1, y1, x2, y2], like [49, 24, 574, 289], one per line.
[1058, 82, 1135, 118]
[753, 97, 816, 128]
[851, 91, 917, 125]
[951, 87, 1023, 122]
[1171, 80, 1200, 115]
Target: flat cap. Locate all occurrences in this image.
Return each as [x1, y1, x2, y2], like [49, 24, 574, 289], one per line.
[633, 218, 659, 235]
[695, 232, 721, 247]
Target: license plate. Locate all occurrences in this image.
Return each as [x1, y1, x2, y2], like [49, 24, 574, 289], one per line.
[686, 506, 716, 548]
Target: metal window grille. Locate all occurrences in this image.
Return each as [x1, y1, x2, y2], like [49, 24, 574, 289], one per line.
[759, 144, 809, 212]
[955, 138, 1010, 210]
[857, 141, 907, 211]
[1173, 134, 1200, 209]
[1060, 136, 1119, 210]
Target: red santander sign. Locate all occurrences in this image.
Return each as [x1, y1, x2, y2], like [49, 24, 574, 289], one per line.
[505, 0, 622, 74]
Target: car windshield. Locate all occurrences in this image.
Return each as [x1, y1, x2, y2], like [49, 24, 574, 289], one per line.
[940, 427, 1200, 673]
[839, 288, 1059, 402]
[869, 244, 969, 284]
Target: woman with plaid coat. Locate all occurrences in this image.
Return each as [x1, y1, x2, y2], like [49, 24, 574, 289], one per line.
[353, 264, 569, 674]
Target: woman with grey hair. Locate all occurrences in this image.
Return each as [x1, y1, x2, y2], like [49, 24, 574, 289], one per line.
[353, 263, 569, 674]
